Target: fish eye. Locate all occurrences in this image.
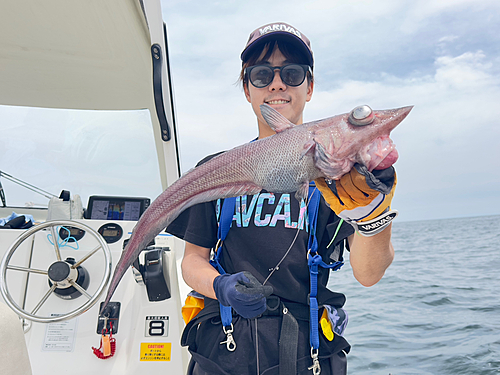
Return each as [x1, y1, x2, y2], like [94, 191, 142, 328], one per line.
[348, 105, 374, 126]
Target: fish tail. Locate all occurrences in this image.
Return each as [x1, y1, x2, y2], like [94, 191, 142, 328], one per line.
[99, 151, 261, 313]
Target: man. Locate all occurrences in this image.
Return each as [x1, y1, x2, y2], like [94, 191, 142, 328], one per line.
[168, 22, 396, 374]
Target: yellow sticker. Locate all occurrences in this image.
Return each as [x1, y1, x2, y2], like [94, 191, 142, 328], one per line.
[140, 343, 171, 361]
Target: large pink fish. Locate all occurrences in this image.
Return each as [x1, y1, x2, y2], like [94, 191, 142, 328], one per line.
[100, 104, 412, 312]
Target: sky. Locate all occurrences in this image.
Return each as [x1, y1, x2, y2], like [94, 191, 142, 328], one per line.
[159, 0, 500, 222]
[1, 0, 499, 223]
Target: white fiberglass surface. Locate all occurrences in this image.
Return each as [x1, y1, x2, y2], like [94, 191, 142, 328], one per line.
[0, 105, 163, 209]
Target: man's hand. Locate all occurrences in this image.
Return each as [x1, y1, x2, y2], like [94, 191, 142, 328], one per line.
[315, 164, 397, 236]
[213, 271, 273, 319]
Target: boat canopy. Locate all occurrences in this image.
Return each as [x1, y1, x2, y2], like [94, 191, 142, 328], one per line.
[0, 0, 180, 193]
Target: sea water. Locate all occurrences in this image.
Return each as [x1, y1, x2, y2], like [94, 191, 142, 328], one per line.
[329, 215, 500, 374]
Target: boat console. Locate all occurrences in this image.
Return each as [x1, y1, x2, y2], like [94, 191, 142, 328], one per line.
[0, 0, 191, 373]
[0, 216, 189, 374]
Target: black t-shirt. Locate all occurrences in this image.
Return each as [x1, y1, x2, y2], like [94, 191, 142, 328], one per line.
[166, 153, 354, 308]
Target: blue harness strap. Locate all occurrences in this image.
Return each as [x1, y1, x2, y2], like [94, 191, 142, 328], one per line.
[307, 184, 322, 350]
[212, 183, 345, 359]
[217, 197, 236, 242]
[211, 196, 236, 328]
[307, 184, 344, 352]
[307, 184, 320, 254]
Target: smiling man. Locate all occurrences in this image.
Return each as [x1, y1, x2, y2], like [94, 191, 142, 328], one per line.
[168, 22, 397, 375]
[242, 51, 313, 138]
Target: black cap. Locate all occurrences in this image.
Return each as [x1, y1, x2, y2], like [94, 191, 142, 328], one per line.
[241, 22, 314, 67]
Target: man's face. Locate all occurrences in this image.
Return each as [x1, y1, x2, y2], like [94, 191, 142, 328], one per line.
[244, 46, 314, 136]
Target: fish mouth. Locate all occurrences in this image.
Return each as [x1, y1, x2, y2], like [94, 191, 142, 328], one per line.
[362, 136, 399, 171]
[373, 148, 399, 170]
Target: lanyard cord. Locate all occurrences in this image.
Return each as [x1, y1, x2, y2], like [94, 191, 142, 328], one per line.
[262, 224, 302, 285]
[255, 318, 260, 375]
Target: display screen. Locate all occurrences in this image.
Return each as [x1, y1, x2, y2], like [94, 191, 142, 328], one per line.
[102, 229, 119, 237]
[90, 200, 142, 221]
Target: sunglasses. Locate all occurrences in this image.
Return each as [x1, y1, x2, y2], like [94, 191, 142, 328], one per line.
[245, 64, 311, 88]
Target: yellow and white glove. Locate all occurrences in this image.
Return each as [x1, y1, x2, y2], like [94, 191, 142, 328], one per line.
[315, 163, 398, 236]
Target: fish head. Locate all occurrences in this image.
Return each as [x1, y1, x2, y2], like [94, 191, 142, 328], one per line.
[311, 105, 413, 179]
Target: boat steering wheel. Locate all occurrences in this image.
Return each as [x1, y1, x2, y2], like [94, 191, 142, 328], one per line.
[0, 220, 112, 323]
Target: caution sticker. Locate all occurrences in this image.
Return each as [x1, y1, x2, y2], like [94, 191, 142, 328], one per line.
[140, 343, 171, 361]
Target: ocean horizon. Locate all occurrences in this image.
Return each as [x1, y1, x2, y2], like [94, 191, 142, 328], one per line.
[329, 214, 500, 374]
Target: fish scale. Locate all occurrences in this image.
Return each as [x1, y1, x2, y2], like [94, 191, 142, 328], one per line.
[100, 104, 412, 312]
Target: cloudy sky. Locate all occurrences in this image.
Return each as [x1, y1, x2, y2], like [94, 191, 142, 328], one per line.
[1, 0, 499, 223]
[159, 0, 500, 222]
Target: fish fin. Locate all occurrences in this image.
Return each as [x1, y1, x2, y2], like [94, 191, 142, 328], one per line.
[313, 138, 353, 180]
[260, 104, 296, 133]
[295, 181, 310, 201]
[300, 140, 316, 159]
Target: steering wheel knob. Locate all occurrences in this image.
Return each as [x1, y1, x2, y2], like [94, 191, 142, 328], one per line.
[48, 261, 71, 283]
